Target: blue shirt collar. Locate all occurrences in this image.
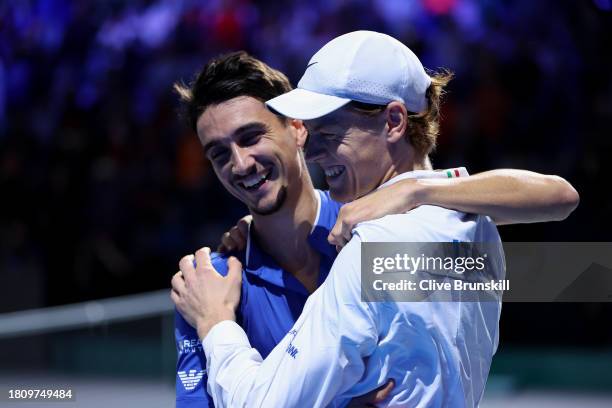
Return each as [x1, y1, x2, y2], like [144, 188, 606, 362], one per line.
[243, 190, 337, 294]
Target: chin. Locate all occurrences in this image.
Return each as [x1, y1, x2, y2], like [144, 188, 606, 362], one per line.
[251, 186, 287, 216]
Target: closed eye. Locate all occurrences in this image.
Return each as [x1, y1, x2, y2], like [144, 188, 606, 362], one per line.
[209, 148, 230, 163]
[239, 130, 263, 147]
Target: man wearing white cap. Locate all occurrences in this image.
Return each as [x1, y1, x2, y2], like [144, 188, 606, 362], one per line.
[171, 32, 571, 407]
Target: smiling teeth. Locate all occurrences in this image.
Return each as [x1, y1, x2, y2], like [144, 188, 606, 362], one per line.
[242, 173, 267, 188]
[325, 166, 344, 177]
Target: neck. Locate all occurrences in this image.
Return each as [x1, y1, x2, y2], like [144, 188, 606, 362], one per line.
[378, 147, 432, 186]
[250, 169, 319, 275]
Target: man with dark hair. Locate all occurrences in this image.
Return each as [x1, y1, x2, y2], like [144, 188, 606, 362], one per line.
[175, 52, 294, 136]
[172, 47, 578, 407]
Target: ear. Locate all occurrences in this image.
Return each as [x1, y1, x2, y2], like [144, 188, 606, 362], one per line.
[385, 102, 408, 144]
[290, 119, 308, 149]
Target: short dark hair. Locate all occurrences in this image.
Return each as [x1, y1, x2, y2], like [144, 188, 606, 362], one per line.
[174, 51, 293, 132]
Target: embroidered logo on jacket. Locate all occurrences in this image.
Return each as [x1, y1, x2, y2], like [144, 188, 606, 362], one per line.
[285, 329, 299, 359]
[178, 369, 205, 391]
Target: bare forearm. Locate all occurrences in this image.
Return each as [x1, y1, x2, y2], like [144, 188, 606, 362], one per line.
[415, 169, 579, 225]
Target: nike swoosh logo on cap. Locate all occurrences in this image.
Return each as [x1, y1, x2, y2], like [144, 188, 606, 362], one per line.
[306, 61, 318, 69]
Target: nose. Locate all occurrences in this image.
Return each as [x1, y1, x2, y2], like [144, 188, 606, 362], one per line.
[230, 144, 255, 176]
[304, 134, 327, 162]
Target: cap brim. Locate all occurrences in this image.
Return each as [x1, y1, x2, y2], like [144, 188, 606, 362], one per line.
[266, 88, 351, 120]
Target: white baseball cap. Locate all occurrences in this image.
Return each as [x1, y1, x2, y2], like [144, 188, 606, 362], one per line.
[266, 30, 432, 120]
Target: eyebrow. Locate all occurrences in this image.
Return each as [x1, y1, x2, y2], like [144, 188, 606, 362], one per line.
[202, 121, 268, 154]
[234, 122, 268, 137]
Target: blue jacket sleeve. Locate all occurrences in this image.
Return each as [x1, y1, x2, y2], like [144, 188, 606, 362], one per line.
[175, 309, 214, 407]
[175, 252, 233, 407]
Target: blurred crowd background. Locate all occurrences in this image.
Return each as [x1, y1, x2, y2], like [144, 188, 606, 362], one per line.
[1, 0, 612, 401]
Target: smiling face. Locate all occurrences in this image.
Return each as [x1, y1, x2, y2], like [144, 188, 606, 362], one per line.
[197, 96, 304, 215]
[303, 106, 391, 203]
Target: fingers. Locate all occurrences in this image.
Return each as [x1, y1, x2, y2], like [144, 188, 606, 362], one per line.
[171, 271, 186, 293]
[218, 229, 231, 253]
[170, 288, 180, 305]
[338, 209, 356, 247]
[328, 221, 342, 246]
[329, 230, 349, 250]
[229, 226, 246, 250]
[226, 256, 243, 283]
[329, 206, 355, 249]
[329, 217, 349, 247]
[170, 271, 184, 309]
[372, 379, 395, 403]
[341, 223, 353, 247]
[179, 254, 195, 279]
[237, 215, 252, 238]
[219, 225, 247, 252]
[176, 247, 241, 291]
[195, 247, 212, 272]
[219, 232, 235, 252]
[345, 378, 395, 407]
[218, 215, 251, 253]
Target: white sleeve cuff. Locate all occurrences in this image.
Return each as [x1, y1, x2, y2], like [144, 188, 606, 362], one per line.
[203, 320, 250, 361]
